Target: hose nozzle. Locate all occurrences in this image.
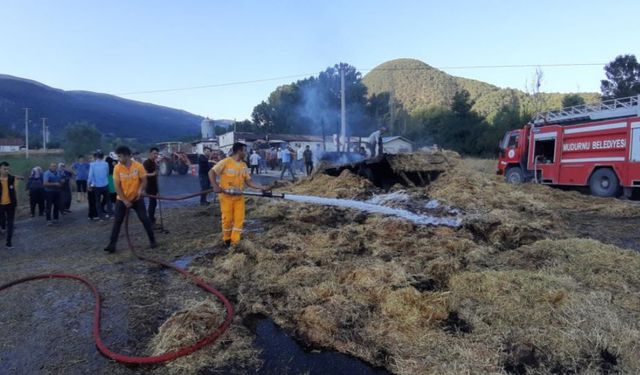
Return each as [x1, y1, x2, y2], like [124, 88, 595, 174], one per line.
[223, 189, 285, 198]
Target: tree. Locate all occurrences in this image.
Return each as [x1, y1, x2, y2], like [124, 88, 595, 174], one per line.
[251, 101, 277, 133]
[451, 90, 474, 118]
[233, 120, 256, 133]
[63, 122, 102, 158]
[601, 54, 640, 99]
[524, 67, 545, 115]
[250, 62, 372, 136]
[561, 94, 586, 108]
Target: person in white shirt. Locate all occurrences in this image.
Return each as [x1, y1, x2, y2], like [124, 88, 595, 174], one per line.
[276, 148, 283, 170]
[249, 150, 261, 175]
[367, 126, 388, 158]
[296, 145, 305, 172]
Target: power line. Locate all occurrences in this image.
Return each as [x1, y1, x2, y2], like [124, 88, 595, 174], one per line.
[115, 74, 316, 95]
[115, 62, 606, 96]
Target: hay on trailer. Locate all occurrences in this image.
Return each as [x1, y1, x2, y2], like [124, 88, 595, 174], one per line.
[288, 169, 376, 199]
[386, 149, 460, 173]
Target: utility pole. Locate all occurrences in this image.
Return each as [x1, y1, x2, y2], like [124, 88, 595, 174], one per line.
[321, 119, 326, 151]
[41, 117, 47, 151]
[340, 65, 347, 152]
[23, 108, 30, 159]
[389, 91, 396, 134]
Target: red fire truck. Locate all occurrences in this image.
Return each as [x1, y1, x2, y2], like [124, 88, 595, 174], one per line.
[497, 95, 640, 198]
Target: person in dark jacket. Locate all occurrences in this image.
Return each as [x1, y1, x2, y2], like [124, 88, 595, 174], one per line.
[303, 145, 313, 176]
[0, 162, 20, 248]
[43, 162, 62, 225]
[198, 147, 213, 205]
[26, 166, 45, 217]
[58, 162, 74, 213]
[106, 155, 117, 206]
[143, 147, 160, 224]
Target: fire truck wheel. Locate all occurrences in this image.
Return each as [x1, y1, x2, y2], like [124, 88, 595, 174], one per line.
[589, 168, 620, 197]
[505, 167, 524, 184]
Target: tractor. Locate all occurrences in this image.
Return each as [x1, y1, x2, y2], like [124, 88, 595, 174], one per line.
[157, 142, 192, 176]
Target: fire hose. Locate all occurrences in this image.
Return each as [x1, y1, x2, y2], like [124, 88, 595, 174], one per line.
[0, 187, 281, 365]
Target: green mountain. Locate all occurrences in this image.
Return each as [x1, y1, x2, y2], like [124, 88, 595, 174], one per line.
[362, 58, 600, 121]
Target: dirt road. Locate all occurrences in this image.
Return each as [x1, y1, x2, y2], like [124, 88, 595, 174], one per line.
[0, 174, 279, 375]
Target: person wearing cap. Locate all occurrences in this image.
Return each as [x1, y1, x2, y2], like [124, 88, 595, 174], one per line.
[209, 142, 268, 248]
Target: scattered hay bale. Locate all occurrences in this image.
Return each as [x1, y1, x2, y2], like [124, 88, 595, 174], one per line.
[153, 152, 640, 374]
[296, 304, 339, 347]
[448, 264, 640, 374]
[148, 299, 260, 374]
[497, 239, 640, 308]
[381, 288, 448, 329]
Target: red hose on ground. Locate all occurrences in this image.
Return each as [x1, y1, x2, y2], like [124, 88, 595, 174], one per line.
[0, 189, 234, 365]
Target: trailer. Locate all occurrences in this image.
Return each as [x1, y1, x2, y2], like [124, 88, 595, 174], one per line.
[497, 95, 640, 198]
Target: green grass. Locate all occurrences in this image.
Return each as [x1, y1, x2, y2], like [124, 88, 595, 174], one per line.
[0, 154, 67, 178]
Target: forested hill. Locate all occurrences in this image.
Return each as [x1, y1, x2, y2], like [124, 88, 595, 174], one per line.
[362, 58, 600, 120]
[0, 74, 202, 143]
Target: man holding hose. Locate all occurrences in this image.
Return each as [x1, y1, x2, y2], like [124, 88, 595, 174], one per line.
[104, 146, 157, 253]
[209, 142, 268, 248]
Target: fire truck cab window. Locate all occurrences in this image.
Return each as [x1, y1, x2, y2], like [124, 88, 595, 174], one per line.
[534, 139, 555, 164]
[507, 134, 519, 147]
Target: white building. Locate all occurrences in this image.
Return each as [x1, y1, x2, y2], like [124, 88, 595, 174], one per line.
[218, 131, 358, 154]
[0, 138, 24, 152]
[192, 139, 219, 154]
[382, 136, 413, 154]
[217, 131, 412, 155]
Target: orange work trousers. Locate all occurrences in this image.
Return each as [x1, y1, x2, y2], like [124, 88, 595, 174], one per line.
[219, 194, 245, 244]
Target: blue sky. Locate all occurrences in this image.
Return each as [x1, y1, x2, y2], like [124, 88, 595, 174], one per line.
[1, 0, 638, 119]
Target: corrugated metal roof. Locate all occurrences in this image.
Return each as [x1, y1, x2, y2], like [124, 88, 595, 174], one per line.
[382, 136, 413, 144]
[0, 138, 24, 146]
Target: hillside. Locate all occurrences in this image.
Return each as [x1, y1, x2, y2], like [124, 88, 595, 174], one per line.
[0, 75, 202, 143]
[363, 58, 600, 121]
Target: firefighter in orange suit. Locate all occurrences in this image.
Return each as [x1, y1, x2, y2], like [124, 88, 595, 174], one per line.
[209, 142, 268, 247]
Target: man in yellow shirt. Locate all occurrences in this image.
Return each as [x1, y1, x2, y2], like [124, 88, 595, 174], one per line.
[209, 142, 268, 247]
[104, 146, 157, 253]
[0, 162, 19, 249]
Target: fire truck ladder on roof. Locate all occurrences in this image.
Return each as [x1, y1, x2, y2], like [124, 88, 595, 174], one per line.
[532, 94, 640, 126]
